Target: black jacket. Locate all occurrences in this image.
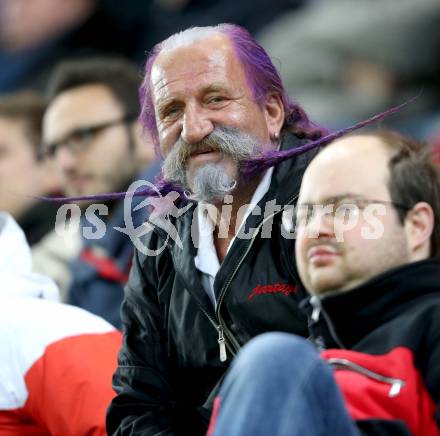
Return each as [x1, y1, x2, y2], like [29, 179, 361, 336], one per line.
[302, 260, 440, 435]
[107, 136, 320, 435]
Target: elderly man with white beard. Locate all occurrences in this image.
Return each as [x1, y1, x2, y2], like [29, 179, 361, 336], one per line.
[106, 24, 329, 436]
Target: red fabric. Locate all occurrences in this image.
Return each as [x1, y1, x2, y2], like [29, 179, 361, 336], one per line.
[80, 248, 129, 284]
[248, 283, 298, 301]
[321, 347, 439, 436]
[207, 397, 221, 436]
[0, 411, 46, 436]
[0, 331, 122, 436]
[434, 143, 440, 164]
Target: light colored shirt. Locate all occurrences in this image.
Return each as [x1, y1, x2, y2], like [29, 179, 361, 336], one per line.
[194, 168, 274, 307]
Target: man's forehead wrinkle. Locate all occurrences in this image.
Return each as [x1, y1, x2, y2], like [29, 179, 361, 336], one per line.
[152, 68, 207, 98]
[152, 41, 232, 85]
[153, 74, 240, 109]
[152, 77, 174, 100]
[154, 64, 226, 89]
[150, 68, 172, 96]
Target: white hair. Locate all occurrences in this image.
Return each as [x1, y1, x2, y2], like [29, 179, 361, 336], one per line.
[160, 25, 226, 52]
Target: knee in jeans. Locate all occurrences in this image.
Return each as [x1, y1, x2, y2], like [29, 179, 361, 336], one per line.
[234, 332, 318, 374]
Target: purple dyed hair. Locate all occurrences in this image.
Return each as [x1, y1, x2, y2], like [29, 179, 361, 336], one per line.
[139, 23, 328, 153]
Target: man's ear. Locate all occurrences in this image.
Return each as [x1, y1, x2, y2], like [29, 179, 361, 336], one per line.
[132, 121, 155, 168]
[264, 92, 284, 142]
[404, 201, 434, 260]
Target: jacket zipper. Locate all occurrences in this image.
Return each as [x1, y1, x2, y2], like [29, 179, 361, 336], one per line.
[215, 193, 299, 361]
[147, 218, 234, 362]
[165, 286, 234, 362]
[309, 295, 346, 349]
[217, 325, 227, 362]
[327, 358, 406, 398]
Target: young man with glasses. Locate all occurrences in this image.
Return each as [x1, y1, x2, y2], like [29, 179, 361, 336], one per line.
[209, 131, 440, 435]
[43, 58, 154, 200]
[38, 57, 158, 327]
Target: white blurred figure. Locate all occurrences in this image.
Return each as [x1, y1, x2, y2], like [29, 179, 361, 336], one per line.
[0, 212, 121, 435]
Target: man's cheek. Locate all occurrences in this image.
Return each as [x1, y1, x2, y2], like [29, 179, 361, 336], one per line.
[294, 239, 308, 274]
[334, 217, 359, 242]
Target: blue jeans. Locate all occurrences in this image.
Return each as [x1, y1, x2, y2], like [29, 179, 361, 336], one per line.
[211, 332, 359, 436]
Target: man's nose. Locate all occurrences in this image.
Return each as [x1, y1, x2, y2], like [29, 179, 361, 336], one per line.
[181, 103, 214, 145]
[306, 208, 335, 239]
[54, 146, 78, 173]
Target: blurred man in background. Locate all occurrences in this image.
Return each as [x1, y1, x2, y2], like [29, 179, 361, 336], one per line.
[0, 91, 61, 245]
[39, 57, 158, 326]
[209, 131, 440, 435]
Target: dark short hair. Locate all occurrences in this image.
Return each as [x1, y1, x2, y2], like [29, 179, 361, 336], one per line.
[47, 57, 141, 116]
[0, 91, 46, 159]
[379, 130, 440, 258]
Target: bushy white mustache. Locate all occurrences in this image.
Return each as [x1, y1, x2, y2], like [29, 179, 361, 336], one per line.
[162, 126, 262, 203]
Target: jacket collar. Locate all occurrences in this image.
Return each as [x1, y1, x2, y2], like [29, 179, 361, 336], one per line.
[264, 133, 319, 206]
[302, 259, 440, 348]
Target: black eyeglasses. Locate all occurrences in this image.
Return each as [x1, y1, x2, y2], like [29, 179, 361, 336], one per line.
[44, 114, 136, 158]
[295, 196, 411, 227]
